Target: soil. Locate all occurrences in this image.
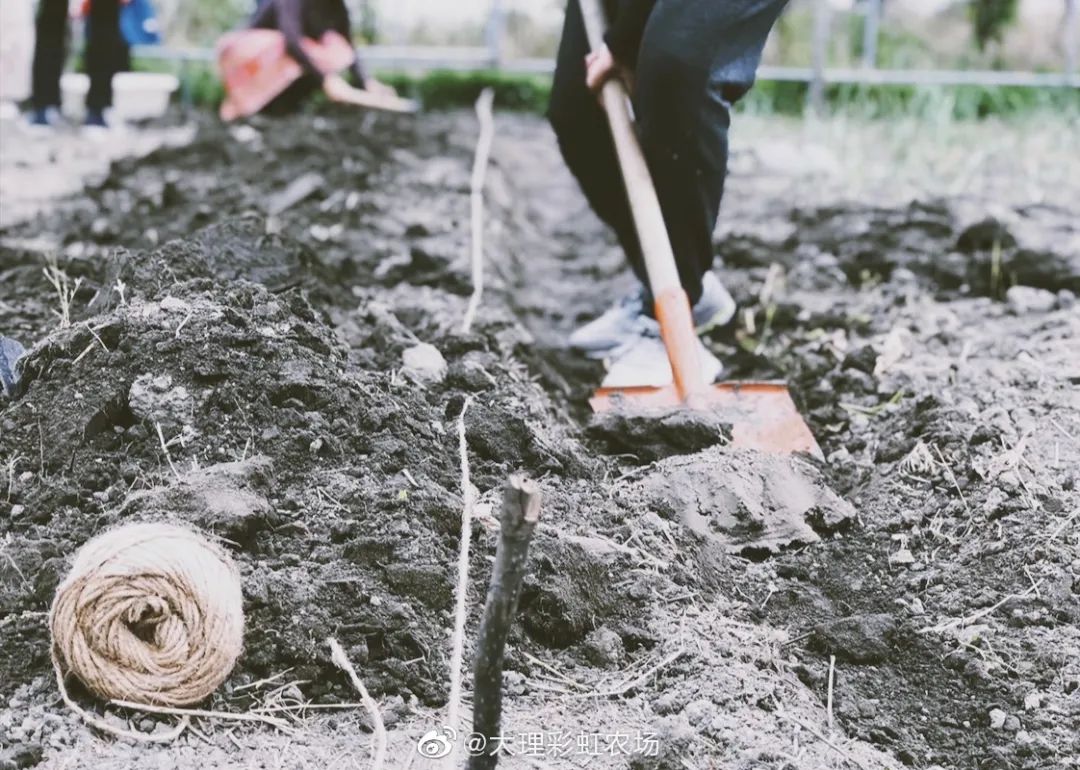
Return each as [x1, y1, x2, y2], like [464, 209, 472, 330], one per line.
[0, 107, 1077, 770]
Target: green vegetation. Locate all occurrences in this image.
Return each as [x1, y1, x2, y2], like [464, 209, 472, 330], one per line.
[969, 0, 1020, 50]
[740, 79, 1080, 120]
[381, 71, 551, 112]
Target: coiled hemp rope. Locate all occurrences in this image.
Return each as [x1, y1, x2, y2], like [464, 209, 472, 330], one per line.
[50, 522, 244, 712]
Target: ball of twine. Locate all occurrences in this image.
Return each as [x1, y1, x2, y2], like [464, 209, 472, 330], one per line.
[50, 522, 244, 708]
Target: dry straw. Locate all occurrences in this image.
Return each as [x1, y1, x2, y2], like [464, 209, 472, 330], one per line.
[50, 522, 244, 714]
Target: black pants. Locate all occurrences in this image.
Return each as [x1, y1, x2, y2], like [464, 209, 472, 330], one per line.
[549, 0, 787, 305]
[32, 0, 126, 112]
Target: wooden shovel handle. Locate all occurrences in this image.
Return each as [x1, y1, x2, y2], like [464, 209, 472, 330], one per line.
[578, 0, 680, 296]
[328, 87, 419, 114]
[578, 0, 706, 399]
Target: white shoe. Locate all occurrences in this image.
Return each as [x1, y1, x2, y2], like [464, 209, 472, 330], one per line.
[569, 287, 654, 356]
[570, 272, 736, 358]
[694, 271, 737, 332]
[600, 334, 723, 390]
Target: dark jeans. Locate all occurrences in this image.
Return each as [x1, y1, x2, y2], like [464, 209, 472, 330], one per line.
[263, 75, 322, 115]
[32, 0, 126, 112]
[548, 0, 787, 305]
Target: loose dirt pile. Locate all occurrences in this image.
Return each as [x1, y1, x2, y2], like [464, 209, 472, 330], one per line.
[1, 108, 1077, 770]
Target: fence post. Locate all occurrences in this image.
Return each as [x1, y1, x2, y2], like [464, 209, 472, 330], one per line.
[485, 0, 506, 70]
[180, 57, 192, 109]
[1066, 0, 1079, 83]
[809, 0, 831, 114]
[862, 0, 881, 69]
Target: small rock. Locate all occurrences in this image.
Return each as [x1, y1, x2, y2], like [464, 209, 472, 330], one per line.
[502, 670, 527, 696]
[138, 718, 156, 733]
[159, 296, 190, 313]
[1005, 285, 1056, 315]
[968, 423, 999, 446]
[837, 699, 861, 721]
[889, 548, 916, 566]
[128, 373, 195, 430]
[827, 447, 852, 465]
[681, 699, 713, 727]
[264, 172, 325, 216]
[0, 337, 26, 398]
[641, 511, 667, 531]
[989, 708, 1007, 729]
[104, 713, 130, 735]
[629, 714, 694, 770]
[843, 345, 878, 375]
[653, 689, 690, 715]
[401, 343, 447, 384]
[1023, 691, 1042, 711]
[1003, 715, 1021, 732]
[582, 627, 626, 668]
[90, 217, 114, 238]
[0, 742, 43, 769]
[380, 694, 406, 728]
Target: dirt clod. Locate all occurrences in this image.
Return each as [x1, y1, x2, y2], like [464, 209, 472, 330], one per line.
[582, 627, 626, 668]
[1005, 285, 1057, 314]
[586, 408, 730, 462]
[811, 613, 898, 664]
[630, 448, 854, 553]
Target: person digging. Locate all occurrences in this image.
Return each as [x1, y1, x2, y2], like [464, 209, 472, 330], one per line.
[218, 0, 414, 120]
[550, 0, 789, 367]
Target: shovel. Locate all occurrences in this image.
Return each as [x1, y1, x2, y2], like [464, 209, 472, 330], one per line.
[579, 0, 821, 458]
[217, 30, 418, 121]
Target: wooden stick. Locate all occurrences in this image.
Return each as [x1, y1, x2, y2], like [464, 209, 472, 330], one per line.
[569, 647, 686, 699]
[53, 658, 190, 743]
[446, 396, 476, 763]
[327, 637, 387, 770]
[461, 88, 496, 335]
[330, 88, 420, 114]
[775, 706, 876, 770]
[468, 474, 542, 770]
[109, 697, 293, 732]
[826, 655, 836, 735]
[918, 580, 1043, 635]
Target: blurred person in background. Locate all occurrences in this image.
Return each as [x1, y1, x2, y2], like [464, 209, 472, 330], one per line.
[29, 0, 128, 130]
[247, 0, 397, 114]
[549, 0, 788, 357]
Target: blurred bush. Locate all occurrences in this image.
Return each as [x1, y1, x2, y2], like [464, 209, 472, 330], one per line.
[382, 70, 550, 112]
[741, 79, 1080, 119]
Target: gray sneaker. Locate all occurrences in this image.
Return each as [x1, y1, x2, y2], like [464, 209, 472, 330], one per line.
[693, 272, 737, 332]
[569, 287, 656, 356]
[570, 272, 736, 356]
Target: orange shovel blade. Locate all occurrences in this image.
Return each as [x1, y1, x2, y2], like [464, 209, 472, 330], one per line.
[590, 381, 823, 458]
